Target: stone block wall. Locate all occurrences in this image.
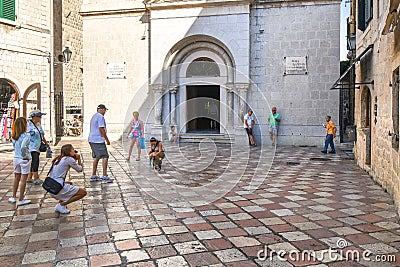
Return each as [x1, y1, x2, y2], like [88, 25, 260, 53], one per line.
[250, 1, 341, 146]
[62, 0, 83, 108]
[354, 0, 400, 214]
[0, 0, 51, 133]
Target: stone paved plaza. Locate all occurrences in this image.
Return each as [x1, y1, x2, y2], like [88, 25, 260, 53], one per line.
[1, 140, 400, 266]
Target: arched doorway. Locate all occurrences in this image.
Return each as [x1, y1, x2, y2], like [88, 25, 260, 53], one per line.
[23, 83, 41, 118]
[163, 35, 235, 135]
[0, 79, 20, 142]
[361, 87, 372, 165]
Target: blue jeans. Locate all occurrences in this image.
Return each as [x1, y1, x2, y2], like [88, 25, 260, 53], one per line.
[323, 134, 335, 152]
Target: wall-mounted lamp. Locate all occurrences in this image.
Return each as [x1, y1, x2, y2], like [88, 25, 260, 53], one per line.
[62, 46, 72, 64]
[390, 81, 393, 87]
[53, 47, 73, 66]
[347, 34, 356, 51]
[259, 29, 264, 34]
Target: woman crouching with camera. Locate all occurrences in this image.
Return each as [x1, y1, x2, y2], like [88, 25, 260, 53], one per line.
[49, 144, 87, 214]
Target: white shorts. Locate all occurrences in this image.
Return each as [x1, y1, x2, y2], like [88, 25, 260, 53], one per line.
[14, 158, 31, 174]
[269, 126, 278, 135]
[51, 183, 79, 203]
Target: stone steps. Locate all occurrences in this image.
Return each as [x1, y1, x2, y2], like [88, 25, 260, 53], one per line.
[179, 134, 234, 144]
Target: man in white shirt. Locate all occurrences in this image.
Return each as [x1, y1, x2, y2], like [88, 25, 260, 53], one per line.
[88, 104, 113, 183]
[244, 109, 256, 146]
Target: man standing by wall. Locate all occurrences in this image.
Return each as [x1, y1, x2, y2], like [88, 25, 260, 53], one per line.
[321, 115, 336, 154]
[268, 107, 281, 146]
[88, 104, 113, 183]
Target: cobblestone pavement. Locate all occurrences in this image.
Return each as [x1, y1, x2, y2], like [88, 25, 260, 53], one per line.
[1, 140, 400, 266]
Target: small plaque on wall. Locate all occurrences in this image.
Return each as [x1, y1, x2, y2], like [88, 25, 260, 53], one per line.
[284, 56, 308, 75]
[107, 62, 126, 79]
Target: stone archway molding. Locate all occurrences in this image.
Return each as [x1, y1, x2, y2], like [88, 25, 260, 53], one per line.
[23, 83, 41, 118]
[163, 34, 235, 85]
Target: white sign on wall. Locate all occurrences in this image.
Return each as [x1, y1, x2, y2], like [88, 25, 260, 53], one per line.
[107, 62, 126, 79]
[284, 56, 308, 75]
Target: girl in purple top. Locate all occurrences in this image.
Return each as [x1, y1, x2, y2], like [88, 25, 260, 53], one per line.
[50, 144, 87, 214]
[127, 111, 144, 162]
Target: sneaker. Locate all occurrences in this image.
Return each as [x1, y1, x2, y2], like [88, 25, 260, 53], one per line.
[17, 199, 31, 206]
[55, 203, 70, 214]
[33, 179, 43, 185]
[136, 158, 141, 161]
[321, 150, 327, 154]
[101, 176, 114, 183]
[26, 180, 34, 184]
[90, 175, 101, 182]
[8, 197, 16, 203]
[329, 151, 336, 154]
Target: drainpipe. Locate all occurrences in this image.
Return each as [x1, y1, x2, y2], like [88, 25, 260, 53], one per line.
[146, 3, 151, 83]
[49, 0, 55, 144]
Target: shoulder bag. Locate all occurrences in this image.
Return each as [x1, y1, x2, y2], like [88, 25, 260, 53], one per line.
[32, 122, 48, 152]
[42, 165, 64, 195]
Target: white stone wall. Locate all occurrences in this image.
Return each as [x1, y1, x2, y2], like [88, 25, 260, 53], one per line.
[250, 2, 341, 146]
[82, 11, 149, 140]
[81, 0, 341, 146]
[150, 4, 250, 84]
[0, 0, 51, 135]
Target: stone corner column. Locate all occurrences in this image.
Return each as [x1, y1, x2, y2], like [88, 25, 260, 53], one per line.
[150, 83, 164, 138]
[169, 84, 179, 126]
[235, 83, 250, 127]
[225, 83, 234, 129]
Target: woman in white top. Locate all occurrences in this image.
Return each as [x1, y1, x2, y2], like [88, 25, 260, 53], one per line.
[50, 144, 87, 214]
[9, 117, 32, 206]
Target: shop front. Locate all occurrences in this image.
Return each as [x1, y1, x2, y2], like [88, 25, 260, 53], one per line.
[0, 79, 20, 143]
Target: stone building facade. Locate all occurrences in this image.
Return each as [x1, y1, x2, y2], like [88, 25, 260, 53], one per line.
[81, 0, 340, 145]
[352, 0, 400, 214]
[0, 0, 52, 141]
[0, 0, 83, 143]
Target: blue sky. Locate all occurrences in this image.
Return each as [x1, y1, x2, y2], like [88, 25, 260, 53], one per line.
[340, 0, 350, 60]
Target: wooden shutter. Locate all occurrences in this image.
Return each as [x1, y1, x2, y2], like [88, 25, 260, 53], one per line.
[0, 0, 15, 21]
[365, 0, 372, 25]
[358, 0, 366, 31]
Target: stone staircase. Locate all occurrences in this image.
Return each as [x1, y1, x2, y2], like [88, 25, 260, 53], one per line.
[179, 133, 234, 144]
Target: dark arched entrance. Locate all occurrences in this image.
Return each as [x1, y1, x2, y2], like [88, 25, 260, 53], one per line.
[361, 86, 372, 165]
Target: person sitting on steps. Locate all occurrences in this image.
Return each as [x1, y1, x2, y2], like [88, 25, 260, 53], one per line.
[149, 137, 165, 171]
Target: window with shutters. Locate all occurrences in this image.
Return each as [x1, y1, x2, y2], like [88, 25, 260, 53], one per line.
[358, 0, 373, 31]
[0, 0, 15, 21]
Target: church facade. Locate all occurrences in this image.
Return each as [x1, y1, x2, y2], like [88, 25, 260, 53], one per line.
[81, 0, 340, 145]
